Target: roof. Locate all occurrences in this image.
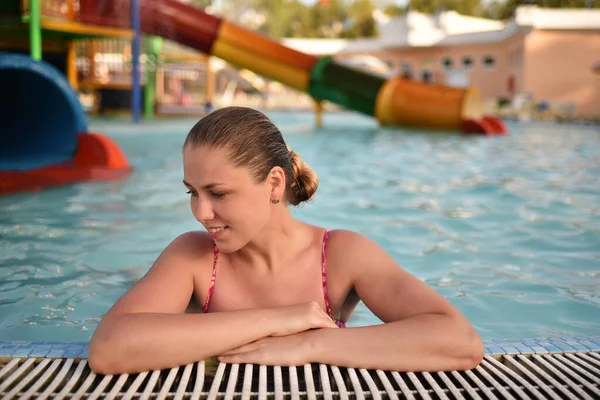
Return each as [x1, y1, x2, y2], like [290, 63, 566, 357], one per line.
[515, 6, 600, 30]
[282, 6, 600, 54]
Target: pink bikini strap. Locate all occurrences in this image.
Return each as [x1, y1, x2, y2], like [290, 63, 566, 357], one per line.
[204, 232, 334, 316]
[321, 229, 333, 317]
[202, 244, 219, 313]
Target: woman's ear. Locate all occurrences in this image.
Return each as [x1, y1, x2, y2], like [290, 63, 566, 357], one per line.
[267, 166, 286, 200]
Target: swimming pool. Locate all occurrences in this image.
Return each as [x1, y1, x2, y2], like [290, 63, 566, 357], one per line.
[1, 111, 599, 342]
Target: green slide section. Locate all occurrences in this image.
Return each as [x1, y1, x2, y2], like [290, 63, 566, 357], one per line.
[308, 56, 386, 116]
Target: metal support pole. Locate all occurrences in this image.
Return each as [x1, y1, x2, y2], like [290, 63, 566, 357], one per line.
[131, 0, 142, 123]
[29, 0, 42, 60]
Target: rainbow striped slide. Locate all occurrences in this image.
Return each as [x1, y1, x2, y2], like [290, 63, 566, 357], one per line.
[138, 0, 505, 135]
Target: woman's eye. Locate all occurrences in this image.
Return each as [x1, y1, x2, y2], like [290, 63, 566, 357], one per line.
[211, 192, 226, 199]
[186, 190, 197, 196]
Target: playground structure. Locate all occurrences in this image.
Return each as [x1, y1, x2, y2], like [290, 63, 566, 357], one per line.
[0, 0, 507, 195]
[0, 1, 134, 194]
[74, 38, 213, 116]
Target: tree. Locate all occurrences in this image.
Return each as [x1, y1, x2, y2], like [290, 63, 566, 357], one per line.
[312, 0, 348, 38]
[384, 4, 407, 16]
[484, 0, 599, 20]
[286, 0, 315, 37]
[343, 0, 378, 38]
[408, 0, 482, 16]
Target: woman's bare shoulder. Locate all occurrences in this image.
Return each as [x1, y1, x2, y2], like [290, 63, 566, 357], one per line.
[159, 230, 215, 267]
[324, 229, 383, 269]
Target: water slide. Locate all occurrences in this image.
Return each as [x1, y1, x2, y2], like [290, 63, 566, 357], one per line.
[136, 0, 505, 134]
[0, 53, 131, 194]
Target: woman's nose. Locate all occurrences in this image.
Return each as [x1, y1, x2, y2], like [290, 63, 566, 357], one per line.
[195, 199, 215, 222]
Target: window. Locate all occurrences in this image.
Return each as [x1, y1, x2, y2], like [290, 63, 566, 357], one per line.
[401, 62, 413, 79]
[461, 56, 474, 70]
[482, 55, 496, 70]
[422, 70, 433, 83]
[441, 57, 453, 70]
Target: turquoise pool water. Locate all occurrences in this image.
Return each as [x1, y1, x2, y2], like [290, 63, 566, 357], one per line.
[1, 112, 599, 342]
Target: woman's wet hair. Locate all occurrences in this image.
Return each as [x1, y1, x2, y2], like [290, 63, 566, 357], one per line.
[184, 107, 318, 205]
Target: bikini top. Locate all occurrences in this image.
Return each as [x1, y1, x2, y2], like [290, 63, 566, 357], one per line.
[202, 229, 346, 328]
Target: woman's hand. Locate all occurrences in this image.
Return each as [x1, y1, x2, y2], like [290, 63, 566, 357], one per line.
[270, 301, 338, 337]
[217, 331, 318, 366]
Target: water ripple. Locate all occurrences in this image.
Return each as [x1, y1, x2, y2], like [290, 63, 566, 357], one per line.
[1, 114, 599, 340]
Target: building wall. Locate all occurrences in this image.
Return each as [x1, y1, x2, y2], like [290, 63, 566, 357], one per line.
[339, 38, 524, 105]
[524, 30, 600, 118]
[335, 27, 599, 118]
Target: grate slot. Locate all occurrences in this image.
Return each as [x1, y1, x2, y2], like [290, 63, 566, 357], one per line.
[423, 371, 450, 400]
[87, 373, 113, 400]
[347, 368, 364, 399]
[144, 369, 164, 398]
[375, 370, 399, 399]
[55, 359, 88, 399]
[72, 362, 99, 398]
[359, 368, 382, 399]
[0, 358, 36, 393]
[559, 354, 600, 386]
[105, 373, 129, 400]
[436, 371, 467, 400]
[390, 371, 416, 399]
[37, 358, 75, 400]
[274, 365, 284, 400]
[122, 371, 148, 400]
[289, 366, 300, 400]
[319, 364, 333, 400]
[451, 370, 487, 400]
[303, 363, 317, 400]
[484, 356, 540, 398]
[580, 353, 600, 365]
[331, 366, 349, 399]
[5, 358, 52, 399]
[539, 355, 599, 398]
[207, 361, 227, 399]
[224, 363, 240, 400]
[0, 359, 20, 381]
[473, 363, 515, 399]
[504, 355, 562, 400]
[407, 371, 433, 399]
[258, 364, 268, 399]
[156, 365, 180, 399]
[519, 355, 592, 400]
[570, 353, 600, 374]
[174, 362, 195, 400]
[192, 359, 206, 398]
[242, 363, 253, 400]
[21, 358, 62, 399]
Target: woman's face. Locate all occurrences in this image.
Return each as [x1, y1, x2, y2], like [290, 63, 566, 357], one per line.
[183, 145, 273, 252]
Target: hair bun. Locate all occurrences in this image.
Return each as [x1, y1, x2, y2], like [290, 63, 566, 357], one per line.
[289, 150, 318, 205]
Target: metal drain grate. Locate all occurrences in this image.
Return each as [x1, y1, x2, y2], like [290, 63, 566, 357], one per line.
[1, 352, 599, 399]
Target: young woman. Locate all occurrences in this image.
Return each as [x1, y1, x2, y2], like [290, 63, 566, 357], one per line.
[89, 107, 483, 375]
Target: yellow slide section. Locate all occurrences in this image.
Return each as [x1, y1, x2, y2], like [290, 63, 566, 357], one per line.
[213, 21, 318, 93]
[376, 78, 484, 130]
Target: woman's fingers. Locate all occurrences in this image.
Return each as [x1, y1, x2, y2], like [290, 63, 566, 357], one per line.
[219, 338, 265, 356]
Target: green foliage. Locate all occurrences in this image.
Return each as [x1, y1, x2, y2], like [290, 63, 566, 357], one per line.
[408, 0, 599, 19]
[196, 0, 600, 39]
[408, 0, 482, 15]
[344, 0, 378, 38]
[384, 4, 407, 16]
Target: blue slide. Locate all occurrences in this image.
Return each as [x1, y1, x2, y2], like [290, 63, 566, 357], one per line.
[0, 53, 88, 171]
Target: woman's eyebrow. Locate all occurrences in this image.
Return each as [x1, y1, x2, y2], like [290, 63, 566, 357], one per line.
[183, 180, 225, 190]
